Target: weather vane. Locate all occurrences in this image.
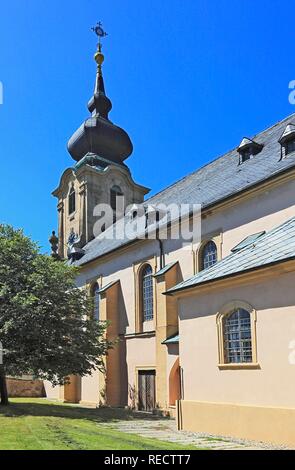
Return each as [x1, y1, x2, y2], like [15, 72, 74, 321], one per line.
[91, 22, 108, 46]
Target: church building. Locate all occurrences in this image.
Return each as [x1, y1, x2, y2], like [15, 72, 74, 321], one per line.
[46, 28, 295, 447]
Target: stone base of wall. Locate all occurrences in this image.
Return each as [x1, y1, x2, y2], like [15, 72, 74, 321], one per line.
[168, 406, 177, 418]
[7, 378, 46, 398]
[176, 400, 295, 448]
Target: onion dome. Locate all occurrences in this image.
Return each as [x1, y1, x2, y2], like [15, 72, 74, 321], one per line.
[67, 31, 133, 164]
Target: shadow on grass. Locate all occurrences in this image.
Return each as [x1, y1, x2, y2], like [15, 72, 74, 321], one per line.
[0, 399, 169, 424]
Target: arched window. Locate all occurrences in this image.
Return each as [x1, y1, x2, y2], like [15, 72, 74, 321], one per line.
[141, 264, 153, 322]
[223, 308, 252, 363]
[91, 282, 100, 321]
[110, 185, 123, 222]
[201, 240, 217, 270]
[68, 186, 76, 215]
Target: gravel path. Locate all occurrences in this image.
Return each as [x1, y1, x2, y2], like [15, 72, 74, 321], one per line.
[100, 416, 288, 450]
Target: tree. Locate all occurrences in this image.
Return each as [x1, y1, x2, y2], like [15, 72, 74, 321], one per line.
[0, 225, 110, 405]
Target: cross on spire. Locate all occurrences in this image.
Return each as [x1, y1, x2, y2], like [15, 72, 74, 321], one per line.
[91, 22, 108, 46]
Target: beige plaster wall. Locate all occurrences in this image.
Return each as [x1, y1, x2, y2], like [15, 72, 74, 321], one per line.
[177, 400, 295, 447]
[72, 176, 295, 408]
[166, 343, 180, 407]
[201, 178, 295, 258]
[166, 344, 179, 387]
[178, 271, 295, 408]
[125, 335, 156, 406]
[80, 370, 100, 405]
[44, 381, 60, 400]
[77, 239, 161, 335]
[76, 178, 295, 338]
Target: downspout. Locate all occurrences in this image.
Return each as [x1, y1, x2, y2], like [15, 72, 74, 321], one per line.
[155, 213, 164, 269]
[157, 237, 164, 270]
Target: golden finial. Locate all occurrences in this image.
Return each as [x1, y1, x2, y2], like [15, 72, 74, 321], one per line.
[91, 22, 107, 70]
[94, 43, 104, 68]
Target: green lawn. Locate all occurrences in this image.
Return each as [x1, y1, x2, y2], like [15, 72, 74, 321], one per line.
[0, 399, 197, 450]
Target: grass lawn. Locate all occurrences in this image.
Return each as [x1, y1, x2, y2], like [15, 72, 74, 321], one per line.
[0, 399, 198, 450]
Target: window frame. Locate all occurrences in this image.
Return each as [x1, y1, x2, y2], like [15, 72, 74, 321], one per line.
[201, 240, 218, 270]
[90, 281, 100, 321]
[110, 185, 123, 222]
[140, 264, 154, 323]
[134, 258, 157, 334]
[285, 139, 295, 156]
[223, 308, 252, 363]
[240, 147, 253, 163]
[68, 185, 76, 216]
[216, 301, 259, 370]
[196, 233, 222, 274]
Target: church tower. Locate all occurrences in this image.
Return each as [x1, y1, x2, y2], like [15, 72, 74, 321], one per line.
[52, 24, 149, 259]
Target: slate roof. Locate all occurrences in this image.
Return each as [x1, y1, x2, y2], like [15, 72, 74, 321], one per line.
[153, 262, 178, 278]
[162, 333, 179, 345]
[99, 280, 119, 294]
[166, 216, 295, 294]
[75, 113, 295, 266]
[231, 231, 265, 252]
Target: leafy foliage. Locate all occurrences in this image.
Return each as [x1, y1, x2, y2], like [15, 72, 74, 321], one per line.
[0, 225, 110, 385]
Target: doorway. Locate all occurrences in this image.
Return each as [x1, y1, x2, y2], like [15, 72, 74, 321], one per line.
[138, 370, 156, 411]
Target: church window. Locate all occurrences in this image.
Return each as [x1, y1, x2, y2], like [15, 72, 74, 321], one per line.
[223, 309, 252, 363]
[68, 186, 76, 215]
[91, 282, 100, 321]
[141, 264, 153, 322]
[201, 240, 217, 270]
[110, 185, 123, 222]
[216, 302, 258, 368]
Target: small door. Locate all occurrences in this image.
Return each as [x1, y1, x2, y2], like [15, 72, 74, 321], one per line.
[138, 370, 156, 411]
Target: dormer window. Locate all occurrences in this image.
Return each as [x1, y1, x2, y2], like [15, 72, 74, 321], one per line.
[68, 185, 76, 215]
[237, 138, 263, 164]
[286, 139, 295, 155]
[279, 124, 295, 158]
[240, 147, 252, 162]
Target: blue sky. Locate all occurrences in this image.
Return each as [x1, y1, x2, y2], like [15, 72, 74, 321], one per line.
[0, 0, 295, 250]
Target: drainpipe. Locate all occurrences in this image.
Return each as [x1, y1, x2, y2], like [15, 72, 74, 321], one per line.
[157, 237, 164, 270]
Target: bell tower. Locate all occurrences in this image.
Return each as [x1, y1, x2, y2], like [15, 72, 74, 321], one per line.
[52, 24, 149, 260]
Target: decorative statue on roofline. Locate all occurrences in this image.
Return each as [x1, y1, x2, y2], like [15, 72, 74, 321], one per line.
[67, 229, 85, 262]
[49, 231, 60, 260]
